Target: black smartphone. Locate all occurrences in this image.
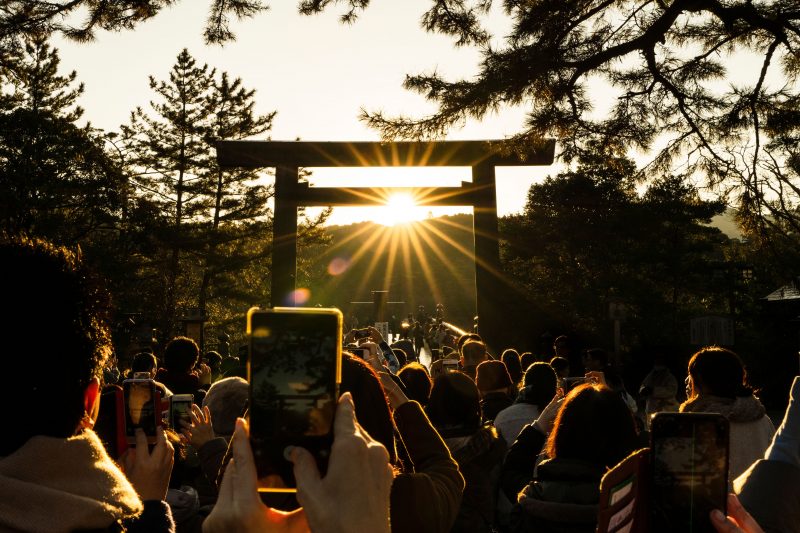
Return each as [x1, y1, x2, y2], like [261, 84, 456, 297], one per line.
[94, 386, 126, 458]
[442, 359, 460, 373]
[248, 306, 342, 493]
[349, 347, 369, 360]
[170, 394, 194, 431]
[353, 328, 371, 340]
[650, 412, 729, 533]
[122, 376, 159, 444]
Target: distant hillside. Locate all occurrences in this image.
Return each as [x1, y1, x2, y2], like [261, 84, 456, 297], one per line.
[300, 213, 478, 329]
[300, 208, 744, 332]
[710, 209, 743, 240]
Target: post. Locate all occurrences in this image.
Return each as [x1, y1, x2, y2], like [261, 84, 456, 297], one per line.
[271, 165, 298, 307]
[472, 161, 503, 355]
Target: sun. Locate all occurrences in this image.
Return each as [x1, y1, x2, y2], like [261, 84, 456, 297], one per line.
[379, 192, 426, 226]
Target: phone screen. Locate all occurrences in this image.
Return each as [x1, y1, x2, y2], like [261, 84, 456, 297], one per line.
[170, 395, 193, 430]
[442, 359, 459, 373]
[248, 308, 342, 492]
[349, 347, 368, 360]
[123, 379, 158, 442]
[651, 413, 729, 533]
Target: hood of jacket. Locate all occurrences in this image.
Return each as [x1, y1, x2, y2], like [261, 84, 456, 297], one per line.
[0, 430, 142, 533]
[680, 394, 766, 423]
[515, 458, 603, 531]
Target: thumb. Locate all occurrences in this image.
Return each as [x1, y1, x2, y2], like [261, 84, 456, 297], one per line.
[289, 446, 323, 508]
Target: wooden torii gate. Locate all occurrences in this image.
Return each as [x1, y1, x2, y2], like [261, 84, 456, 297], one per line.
[216, 140, 555, 353]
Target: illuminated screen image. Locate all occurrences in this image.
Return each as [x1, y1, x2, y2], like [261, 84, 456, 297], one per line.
[651, 415, 729, 533]
[249, 310, 340, 491]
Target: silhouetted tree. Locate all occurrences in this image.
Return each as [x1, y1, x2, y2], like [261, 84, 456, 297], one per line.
[121, 48, 215, 337]
[197, 72, 276, 314]
[0, 37, 122, 243]
[502, 152, 727, 346]
[357, 1, 800, 263]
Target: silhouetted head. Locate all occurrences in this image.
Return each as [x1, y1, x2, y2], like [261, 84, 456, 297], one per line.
[456, 333, 482, 354]
[522, 362, 558, 410]
[427, 372, 481, 436]
[340, 353, 396, 463]
[475, 360, 513, 395]
[520, 352, 535, 372]
[164, 336, 200, 374]
[687, 346, 752, 399]
[392, 348, 407, 368]
[131, 352, 158, 377]
[1, 236, 111, 455]
[460, 340, 488, 371]
[582, 348, 609, 372]
[546, 383, 638, 469]
[549, 356, 570, 379]
[398, 362, 432, 406]
[553, 335, 570, 357]
[501, 349, 522, 385]
[204, 350, 222, 373]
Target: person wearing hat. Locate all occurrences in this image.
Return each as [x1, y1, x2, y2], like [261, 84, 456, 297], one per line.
[476, 360, 515, 424]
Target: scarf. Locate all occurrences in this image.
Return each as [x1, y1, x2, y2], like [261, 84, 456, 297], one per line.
[680, 394, 766, 423]
[0, 430, 143, 533]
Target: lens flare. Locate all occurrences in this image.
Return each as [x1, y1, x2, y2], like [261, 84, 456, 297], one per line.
[327, 256, 351, 276]
[286, 288, 311, 305]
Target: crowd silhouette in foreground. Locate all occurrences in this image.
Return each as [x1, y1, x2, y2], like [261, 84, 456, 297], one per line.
[1, 235, 799, 533]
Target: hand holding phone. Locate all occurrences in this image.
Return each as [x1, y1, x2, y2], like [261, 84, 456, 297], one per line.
[709, 494, 765, 533]
[122, 427, 174, 501]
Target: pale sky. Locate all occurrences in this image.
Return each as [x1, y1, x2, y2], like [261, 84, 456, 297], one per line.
[53, 1, 556, 226]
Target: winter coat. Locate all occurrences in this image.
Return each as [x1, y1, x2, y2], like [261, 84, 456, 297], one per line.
[681, 394, 775, 481]
[508, 458, 604, 533]
[734, 459, 800, 533]
[391, 401, 465, 533]
[494, 402, 541, 447]
[0, 430, 174, 533]
[444, 426, 507, 533]
[480, 392, 514, 424]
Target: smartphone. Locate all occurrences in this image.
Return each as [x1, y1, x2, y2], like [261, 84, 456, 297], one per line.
[122, 377, 160, 444]
[442, 359, 460, 373]
[563, 377, 587, 391]
[353, 328, 371, 340]
[248, 306, 342, 492]
[94, 386, 127, 459]
[170, 394, 194, 431]
[348, 347, 369, 360]
[650, 412, 729, 533]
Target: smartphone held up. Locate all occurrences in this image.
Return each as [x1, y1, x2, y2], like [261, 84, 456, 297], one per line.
[247, 306, 343, 492]
[650, 412, 730, 533]
[122, 373, 161, 445]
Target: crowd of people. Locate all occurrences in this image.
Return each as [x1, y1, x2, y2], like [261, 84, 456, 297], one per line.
[2, 235, 799, 533]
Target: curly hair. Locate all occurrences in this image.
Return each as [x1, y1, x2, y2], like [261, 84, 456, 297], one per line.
[1, 235, 112, 455]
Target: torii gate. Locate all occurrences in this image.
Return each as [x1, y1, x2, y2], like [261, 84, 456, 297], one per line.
[216, 140, 555, 353]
